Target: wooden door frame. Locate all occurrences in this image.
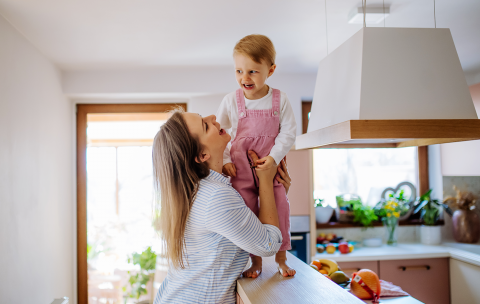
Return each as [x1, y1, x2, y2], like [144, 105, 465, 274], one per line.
[76, 103, 186, 304]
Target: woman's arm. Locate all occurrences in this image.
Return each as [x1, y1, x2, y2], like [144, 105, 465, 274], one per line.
[204, 187, 282, 257]
[249, 150, 280, 229]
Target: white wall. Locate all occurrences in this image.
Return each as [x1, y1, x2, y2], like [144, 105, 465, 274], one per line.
[0, 14, 73, 303]
[62, 68, 317, 136]
[440, 83, 480, 176]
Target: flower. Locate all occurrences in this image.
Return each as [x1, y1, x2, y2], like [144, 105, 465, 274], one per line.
[393, 211, 400, 218]
[387, 212, 392, 217]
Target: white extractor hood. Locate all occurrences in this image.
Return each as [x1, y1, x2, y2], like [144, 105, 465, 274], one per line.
[296, 27, 480, 150]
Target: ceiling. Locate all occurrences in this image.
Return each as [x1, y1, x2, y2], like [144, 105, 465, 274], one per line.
[1, 0, 479, 78]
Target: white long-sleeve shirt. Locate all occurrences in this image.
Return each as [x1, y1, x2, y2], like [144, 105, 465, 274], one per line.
[216, 87, 297, 165]
[154, 170, 283, 304]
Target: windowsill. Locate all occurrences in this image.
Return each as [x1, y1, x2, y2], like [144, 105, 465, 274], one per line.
[316, 219, 445, 229]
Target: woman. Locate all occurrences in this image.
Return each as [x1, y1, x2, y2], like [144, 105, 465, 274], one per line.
[152, 109, 292, 304]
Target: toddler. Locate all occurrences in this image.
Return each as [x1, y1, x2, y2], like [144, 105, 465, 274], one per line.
[216, 34, 297, 277]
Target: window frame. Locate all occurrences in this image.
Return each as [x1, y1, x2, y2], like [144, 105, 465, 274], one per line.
[76, 103, 186, 304]
[301, 101, 432, 227]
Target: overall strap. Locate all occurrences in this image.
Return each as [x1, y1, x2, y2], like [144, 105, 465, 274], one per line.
[272, 88, 281, 116]
[235, 89, 247, 119]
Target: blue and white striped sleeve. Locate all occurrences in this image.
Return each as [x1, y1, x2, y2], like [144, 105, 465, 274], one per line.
[204, 187, 283, 257]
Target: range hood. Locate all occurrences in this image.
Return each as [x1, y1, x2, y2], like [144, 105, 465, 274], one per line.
[296, 27, 480, 150]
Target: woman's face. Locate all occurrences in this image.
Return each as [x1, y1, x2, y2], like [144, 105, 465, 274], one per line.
[183, 113, 231, 162]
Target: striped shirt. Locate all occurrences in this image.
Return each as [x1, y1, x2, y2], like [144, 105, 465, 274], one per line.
[154, 170, 283, 304]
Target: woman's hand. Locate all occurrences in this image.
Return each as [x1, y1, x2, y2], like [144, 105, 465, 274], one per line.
[276, 157, 291, 194]
[248, 150, 277, 183]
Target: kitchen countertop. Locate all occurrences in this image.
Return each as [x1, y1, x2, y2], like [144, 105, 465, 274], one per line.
[313, 243, 480, 267]
[237, 251, 420, 304]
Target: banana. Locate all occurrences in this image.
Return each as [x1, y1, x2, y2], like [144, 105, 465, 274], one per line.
[319, 259, 338, 275]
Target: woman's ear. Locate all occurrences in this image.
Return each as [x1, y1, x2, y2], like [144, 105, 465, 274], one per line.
[195, 152, 211, 163]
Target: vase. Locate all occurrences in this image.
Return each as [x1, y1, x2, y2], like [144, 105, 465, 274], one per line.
[420, 225, 442, 245]
[452, 209, 480, 243]
[383, 217, 399, 246]
[315, 206, 334, 224]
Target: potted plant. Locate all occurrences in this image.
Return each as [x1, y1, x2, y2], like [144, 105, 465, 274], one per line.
[335, 194, 361, 223]
[314, 198, 334, 224]
[124, 246, 158, 304]
[443, 186, 480, 243]
[414, 189, 451, 245]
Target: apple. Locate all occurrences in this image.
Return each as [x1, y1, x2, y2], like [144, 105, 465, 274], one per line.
[338, 242, 349, 254]
[326, 243, 336, 254]
[326, 233, 334, 241]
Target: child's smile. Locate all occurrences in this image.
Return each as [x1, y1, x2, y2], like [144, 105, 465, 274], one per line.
[234, 53, 276, 100]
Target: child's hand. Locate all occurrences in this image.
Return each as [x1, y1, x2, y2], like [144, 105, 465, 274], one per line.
[222, 163, 237, 177]
[256, 156, 276, 171]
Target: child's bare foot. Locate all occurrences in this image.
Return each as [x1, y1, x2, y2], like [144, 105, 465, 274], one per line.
[242, 256, 262, 278]
[275, 251, 296, 277]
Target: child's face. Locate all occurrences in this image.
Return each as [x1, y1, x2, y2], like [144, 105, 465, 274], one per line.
[234, 53, 276, 99]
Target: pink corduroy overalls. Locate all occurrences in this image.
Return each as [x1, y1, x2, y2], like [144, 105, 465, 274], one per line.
[230, 88, 291, 251]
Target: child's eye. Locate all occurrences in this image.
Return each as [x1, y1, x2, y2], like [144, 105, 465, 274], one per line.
[236, 70, 242, 74]
[250, 71, 257, 74]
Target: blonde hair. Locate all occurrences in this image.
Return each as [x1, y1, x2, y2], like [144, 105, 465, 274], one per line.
[152, 108, 209, 269]
[233, 34, 276, 66]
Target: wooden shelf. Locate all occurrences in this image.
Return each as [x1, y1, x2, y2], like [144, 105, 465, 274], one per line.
[316, 219, 444, 229]
[296, 119, 480, 149]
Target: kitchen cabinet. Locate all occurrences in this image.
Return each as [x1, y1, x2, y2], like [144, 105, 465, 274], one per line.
[450, 258, 480, 304]
[380, 258, 450, 304]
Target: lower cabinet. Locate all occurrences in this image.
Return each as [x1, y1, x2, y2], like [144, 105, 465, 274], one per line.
[450, 259, 480, 304]
[380, 258, 450, 304]
[340, 258, 450, 304]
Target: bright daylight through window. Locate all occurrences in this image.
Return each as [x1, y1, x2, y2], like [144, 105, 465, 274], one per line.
[86, 113, 170, 304]
[313, 147, 418, 208]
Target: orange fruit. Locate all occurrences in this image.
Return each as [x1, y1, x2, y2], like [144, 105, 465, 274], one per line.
[319, 269, 328, 275]
[311, 260, 322, 269]
[351, 269, 381, 300]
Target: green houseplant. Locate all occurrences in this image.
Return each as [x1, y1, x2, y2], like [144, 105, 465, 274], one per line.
[336, 195, 378, 228]
[414, 189, 451, 245]
[124, 246, 157, 303]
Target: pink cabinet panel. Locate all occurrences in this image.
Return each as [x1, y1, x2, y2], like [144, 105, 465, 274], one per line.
[337, 261, 379, 279]
[286, 149, 312, 216]
[380, 258, 450, 304]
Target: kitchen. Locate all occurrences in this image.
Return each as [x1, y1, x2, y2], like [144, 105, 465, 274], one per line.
[1, 1, 480, 304]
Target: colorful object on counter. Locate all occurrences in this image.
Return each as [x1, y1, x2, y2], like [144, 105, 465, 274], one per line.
[351, 269, 381, 302]
[330, 271, 349, 284]
[310, 258, 339, 276]
[326, 243, 336, 254]
[338, 242, 349, 254]
[348, 244, 354, 253]
[316, 244, 325, 253]
[443, 186, 480, 243]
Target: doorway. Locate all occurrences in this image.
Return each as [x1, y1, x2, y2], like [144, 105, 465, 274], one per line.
[77, 104, 186, 304]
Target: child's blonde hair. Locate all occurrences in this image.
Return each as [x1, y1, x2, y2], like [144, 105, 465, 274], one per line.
[233, 34, 276, 66]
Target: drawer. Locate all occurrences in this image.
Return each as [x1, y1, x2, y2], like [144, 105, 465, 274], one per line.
[380, 258, 450, 304]
[337, 261, 379, 278]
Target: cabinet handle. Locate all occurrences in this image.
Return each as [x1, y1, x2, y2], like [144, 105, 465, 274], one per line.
[398, 265, 430, 271]
[291, 236, 304, 241]
[342, 268, 361, 272]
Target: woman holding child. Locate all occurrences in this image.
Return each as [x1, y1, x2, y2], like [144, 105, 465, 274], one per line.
[153, 35, 296, 303]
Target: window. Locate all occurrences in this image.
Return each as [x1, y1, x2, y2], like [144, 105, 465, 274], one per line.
[302, 101, 428, 210]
